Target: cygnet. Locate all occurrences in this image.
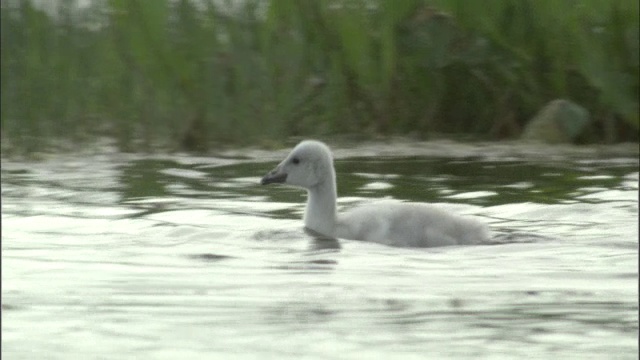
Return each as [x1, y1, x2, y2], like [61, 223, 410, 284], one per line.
[261, 140, 489, 247]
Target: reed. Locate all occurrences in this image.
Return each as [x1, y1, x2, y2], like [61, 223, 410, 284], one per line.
[1, 0, 637, 153]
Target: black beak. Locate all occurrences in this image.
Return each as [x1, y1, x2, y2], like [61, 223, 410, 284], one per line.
[261, 168, 287, 185]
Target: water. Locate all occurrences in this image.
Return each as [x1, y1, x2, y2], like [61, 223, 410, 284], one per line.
[2, 141, 638, 359]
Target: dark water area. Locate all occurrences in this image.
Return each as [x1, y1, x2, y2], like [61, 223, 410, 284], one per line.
[2, 141, 638, 359]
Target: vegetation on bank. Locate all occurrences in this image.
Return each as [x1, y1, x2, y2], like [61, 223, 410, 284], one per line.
[1, 0, 638, 153]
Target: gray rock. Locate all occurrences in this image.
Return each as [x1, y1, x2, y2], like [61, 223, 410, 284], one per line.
[521, 99, 591, 143]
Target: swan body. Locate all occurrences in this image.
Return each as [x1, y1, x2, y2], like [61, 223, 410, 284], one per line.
[261, 140, 489, 247]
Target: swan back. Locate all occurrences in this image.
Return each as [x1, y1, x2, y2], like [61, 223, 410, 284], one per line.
[337, 202, 489, 247]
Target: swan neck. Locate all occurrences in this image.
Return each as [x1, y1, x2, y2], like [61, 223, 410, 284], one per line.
[304, 177, 337, 237]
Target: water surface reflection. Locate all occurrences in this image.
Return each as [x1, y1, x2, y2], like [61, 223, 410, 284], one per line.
[2, 143, 638, 359]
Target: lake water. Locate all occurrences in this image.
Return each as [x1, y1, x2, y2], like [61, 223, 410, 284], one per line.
[2, 140, 638, 359]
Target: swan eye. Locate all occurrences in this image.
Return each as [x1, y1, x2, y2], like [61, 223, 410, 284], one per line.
[292, 157, 300, 165]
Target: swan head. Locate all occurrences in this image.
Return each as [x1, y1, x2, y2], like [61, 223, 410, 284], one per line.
[261, 140, 334, 189]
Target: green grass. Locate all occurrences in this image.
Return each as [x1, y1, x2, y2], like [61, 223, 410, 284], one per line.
[1, 0, 638, 153]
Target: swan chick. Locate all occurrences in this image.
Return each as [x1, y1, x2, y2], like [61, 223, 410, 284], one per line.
[261, 140, 489, 247]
